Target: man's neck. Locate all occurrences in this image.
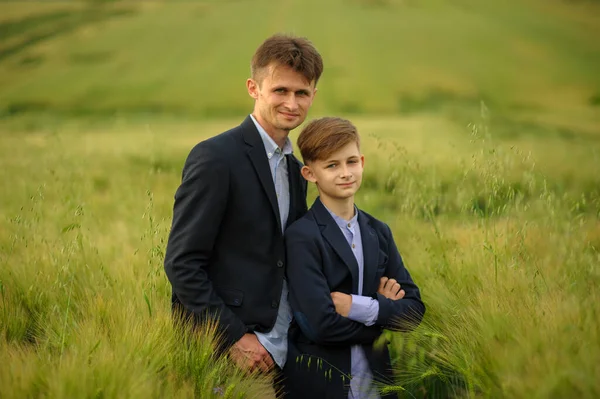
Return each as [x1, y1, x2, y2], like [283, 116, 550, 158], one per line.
[251, 112, 289, 149]
[320, 195, 355, 221]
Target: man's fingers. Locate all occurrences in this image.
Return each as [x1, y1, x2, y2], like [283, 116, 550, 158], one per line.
[393, 282, 401, 294]
[263, 352, 275, 370]
[256, 358, 271, 373]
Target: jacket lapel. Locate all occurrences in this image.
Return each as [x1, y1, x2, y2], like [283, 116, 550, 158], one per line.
[241, 117, 282, 232]
[358, 211, 379, 295]
[286, 154, 301, 229]
[312, 198, 360, 293]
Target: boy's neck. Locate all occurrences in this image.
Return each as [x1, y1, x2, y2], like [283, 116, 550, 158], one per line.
[320, 195, 356, 221]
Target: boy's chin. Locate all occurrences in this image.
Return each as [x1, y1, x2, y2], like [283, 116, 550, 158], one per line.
[323, 192, 356, 201]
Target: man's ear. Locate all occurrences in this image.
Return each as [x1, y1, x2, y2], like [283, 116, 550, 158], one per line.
[246, 78, 258, 100]
[301, 165, 317, 183]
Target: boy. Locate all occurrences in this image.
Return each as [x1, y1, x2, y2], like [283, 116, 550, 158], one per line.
[283, 117, 425, 399]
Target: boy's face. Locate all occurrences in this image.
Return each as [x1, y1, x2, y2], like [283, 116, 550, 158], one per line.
[301, 142, 364, 201]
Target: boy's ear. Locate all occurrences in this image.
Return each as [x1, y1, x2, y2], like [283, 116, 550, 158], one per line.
[360, 154, 365, 168]
[301, 165, 317, 183]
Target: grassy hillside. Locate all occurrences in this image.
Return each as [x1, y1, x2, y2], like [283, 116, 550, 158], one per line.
[0, 0, 599, 130]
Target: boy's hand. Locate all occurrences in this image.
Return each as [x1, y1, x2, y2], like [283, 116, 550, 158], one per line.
[378, 277, 405, 300]
[330, 292, 352, 317]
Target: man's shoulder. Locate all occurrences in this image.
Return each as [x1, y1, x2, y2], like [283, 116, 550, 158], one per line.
[187, 122, 246, 159]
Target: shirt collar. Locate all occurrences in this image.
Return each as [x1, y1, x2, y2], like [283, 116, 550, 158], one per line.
[249, 114, 293, 159]
[323, 202, 359, 231]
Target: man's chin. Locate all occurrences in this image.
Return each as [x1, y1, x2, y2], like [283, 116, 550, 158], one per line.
[277, 118, 303, 131]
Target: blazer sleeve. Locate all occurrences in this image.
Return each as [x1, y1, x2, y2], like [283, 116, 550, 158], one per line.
[374, 225, 426, 330]
[164, 141, 247, 347]
[286, 226, 381, 346]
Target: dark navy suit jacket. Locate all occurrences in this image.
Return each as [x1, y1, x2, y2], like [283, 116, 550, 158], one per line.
[283, 197, 425, 399]
[164, 116, 307, 349]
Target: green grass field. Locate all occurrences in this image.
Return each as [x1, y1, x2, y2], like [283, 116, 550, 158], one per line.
[1, 0, 599, 398]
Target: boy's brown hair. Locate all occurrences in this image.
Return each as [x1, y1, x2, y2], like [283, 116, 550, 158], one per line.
[297, 117, 361, 164]
[251, 34, 323, 85]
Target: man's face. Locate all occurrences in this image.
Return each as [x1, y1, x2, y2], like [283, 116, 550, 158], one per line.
[302, 142, 364, 202]
[247, 63, 317, 135]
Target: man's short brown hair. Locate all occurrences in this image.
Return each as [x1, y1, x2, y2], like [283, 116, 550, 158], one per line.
[251, 34, 323, 85]
[297, 117, 361, 164]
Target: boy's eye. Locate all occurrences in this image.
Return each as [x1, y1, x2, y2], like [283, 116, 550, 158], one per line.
[275, 88, 286, 93]
[326, 164, 336, 169]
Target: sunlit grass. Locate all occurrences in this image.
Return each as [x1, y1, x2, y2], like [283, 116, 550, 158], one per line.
[1, 112, 598, 397]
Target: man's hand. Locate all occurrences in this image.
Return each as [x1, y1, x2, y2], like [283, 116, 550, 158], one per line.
[331, 292, 353, 317]
[229, 333, 274, 373]
[378, 277, 405, 300]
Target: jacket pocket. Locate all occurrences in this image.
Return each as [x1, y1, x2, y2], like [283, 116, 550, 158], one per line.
[218, 287, 244, 307]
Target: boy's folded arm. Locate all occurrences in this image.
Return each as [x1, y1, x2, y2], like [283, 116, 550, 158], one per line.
[286, 230, 381, 345]
[348, 295, 379, 326]
[374, 225, 426, 331]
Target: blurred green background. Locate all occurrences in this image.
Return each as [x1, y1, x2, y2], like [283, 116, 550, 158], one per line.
[1, 1, 599, 398]
[1, 0, 599, 128]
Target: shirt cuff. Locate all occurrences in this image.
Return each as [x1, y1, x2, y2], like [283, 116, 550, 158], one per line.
[348, 295, 379, 326]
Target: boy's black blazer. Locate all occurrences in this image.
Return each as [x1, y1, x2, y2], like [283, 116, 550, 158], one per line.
[283, 197, 425, 399]
[164, 116, 307, 348]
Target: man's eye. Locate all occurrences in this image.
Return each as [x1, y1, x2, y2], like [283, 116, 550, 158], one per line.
[275, 88, 285, 93]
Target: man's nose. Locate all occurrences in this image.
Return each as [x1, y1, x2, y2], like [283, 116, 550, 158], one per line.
[284, 94, 299, 110]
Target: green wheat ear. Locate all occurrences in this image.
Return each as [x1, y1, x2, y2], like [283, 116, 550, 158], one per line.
[373, 329, 392, 350]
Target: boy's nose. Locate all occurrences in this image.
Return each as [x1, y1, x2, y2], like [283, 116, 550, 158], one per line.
[339, 166, 351, 178]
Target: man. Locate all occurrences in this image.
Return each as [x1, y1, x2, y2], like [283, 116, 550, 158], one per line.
[163, 34, 323, 379]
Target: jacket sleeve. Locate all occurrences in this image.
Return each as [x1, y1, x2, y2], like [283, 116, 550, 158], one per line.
[286, 226, 381, 346]
[374, 225, 426, 331]
[164, 141, 247, 347]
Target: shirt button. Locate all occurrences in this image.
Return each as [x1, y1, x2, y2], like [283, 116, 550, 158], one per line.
[271, 300, 279, 308]
[277, 260, 284, 268]
[352, 243, 356, 249]
[347, 223, 351, 228]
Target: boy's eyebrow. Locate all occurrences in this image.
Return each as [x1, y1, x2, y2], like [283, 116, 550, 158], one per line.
[323, 155, 359, 163]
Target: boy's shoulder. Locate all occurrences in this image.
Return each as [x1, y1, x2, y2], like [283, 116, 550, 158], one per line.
[286, 210, 319, 237]
[357, 207, 391, 235]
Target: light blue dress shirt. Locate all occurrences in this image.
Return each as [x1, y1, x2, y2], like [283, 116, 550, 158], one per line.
[249, 114, 293, 369]
[324, 205, 381, 399]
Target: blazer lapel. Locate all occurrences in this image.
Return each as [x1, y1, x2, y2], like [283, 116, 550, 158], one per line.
[358, 211, 379, 295]
[242, 117, 282, 232]
[312, 198, 360, 293]
[286, 154, 300, 229]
